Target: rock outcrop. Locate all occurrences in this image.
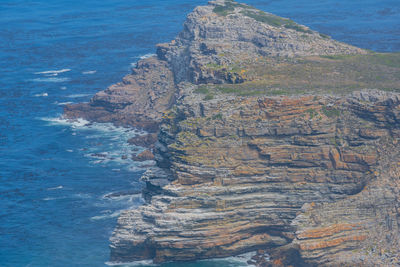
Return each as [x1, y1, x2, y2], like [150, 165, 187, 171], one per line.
[65, 0, 400, 266]
[65, 0, 365, 131]
[65, 57, 176, 132]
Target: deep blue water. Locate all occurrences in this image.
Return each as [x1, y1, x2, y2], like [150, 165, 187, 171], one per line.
[0, 0, 399, 266]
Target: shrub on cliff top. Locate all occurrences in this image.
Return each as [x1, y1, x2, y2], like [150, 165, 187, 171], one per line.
[241, 9, 313, 33]
[213, 0, 248, 16]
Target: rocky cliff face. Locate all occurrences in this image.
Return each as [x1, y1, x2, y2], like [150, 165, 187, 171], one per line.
[157, 0, 365, 84]
[65, 0, 400, 266]
[110, 90, 400, 266]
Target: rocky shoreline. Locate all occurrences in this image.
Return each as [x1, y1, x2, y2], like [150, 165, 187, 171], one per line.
[65, 0, 400, 266]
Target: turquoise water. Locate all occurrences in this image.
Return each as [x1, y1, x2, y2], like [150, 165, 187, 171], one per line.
[0, 0, 399, 266]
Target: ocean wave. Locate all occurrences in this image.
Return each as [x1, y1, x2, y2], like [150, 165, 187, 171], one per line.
[105, 260, 156, 266]
[34, 92, 48, 97]
[73, 193, 92, 199]
[56, 102, 73, 106]
[139, 53, 156, 60]
[43, 196, 67, 201]
[102, 191, 142, 202]
[104, 252, 257, 267]
[32, 77, 70, 83]
[65, 93, 92, 98]
[40, 116, 148, 171]
[131, 53, 156, 67]
[90, 210, 122, 221]
[82, 70, 97, 75]
[47, 185, 63, 190]
[127, 163, 154, 172]
[34, 68, 71, 76]
[40, 117, 91, 128]
[202, 251, 258, 266]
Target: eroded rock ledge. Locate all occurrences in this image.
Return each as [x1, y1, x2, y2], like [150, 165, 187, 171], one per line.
[65, 0, 400, 266]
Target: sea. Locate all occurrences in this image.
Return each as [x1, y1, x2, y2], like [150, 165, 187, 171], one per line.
[0, 0, 399, 266]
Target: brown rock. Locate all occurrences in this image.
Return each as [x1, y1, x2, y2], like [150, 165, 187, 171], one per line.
[127, 133, 158, 148]
[131, 150, 155, 162]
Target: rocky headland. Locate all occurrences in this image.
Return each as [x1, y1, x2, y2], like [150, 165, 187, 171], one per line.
[65, 0, 400, 266]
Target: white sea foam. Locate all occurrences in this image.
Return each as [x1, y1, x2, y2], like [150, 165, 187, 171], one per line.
[139, 53, 156, 60]
[47, 185, 63, 190]
[40, 117, 91, 128]
[190, 251, 258, 267]
[102, 192, 142, 202]
[35, 68, 71, 76]
[40, 116, 148, 172]
[73, 193, 92, 199]
[57, 102, 73, 106]
[91, 210, 122, 221]
[105, 260, 156, 266]
[131, 53, 156, 67]
[34, 92, 48, 97]
[82, 70, 97, 75]
[105, 252, 258, 267]
[32, 77, 70, 83]
[60, 86, 67, 90]
[43, 196, 67, 201]
[227, 251, 258, 264]
[65, 93, 92, 98]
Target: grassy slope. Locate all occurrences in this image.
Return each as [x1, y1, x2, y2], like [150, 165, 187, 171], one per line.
[196, 52, 400, 98]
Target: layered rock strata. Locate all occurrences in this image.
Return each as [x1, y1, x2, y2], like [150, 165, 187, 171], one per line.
[110, 90, 400, 265]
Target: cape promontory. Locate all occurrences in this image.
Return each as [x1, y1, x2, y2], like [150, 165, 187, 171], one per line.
[65, 0, 400, 266]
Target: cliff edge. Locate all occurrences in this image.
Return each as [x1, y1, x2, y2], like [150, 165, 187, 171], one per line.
[65, 1, 400, 266]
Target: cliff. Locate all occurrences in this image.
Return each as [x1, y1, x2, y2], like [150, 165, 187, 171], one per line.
[65, 0, 400, 266]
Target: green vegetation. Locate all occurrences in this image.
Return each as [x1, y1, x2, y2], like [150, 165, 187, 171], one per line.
[196, 52, 400, 98]
[322, 106, 340, 118]
[306, 108, 317, 119]
[195, 85, 209, 94]
[240, 9, 312, 33]
[330, 137, 338, 147]
[215, 85, 263, 96]
[204, 94, 214, 100]
[284, 24, 313, 34]
[240, 9, 288, 27]
[366, 52, 400, 68]
[194, 85, 214, 100]
[213, 0, 314, 34]
[206, 63, 224, 70]
[205, 62, 244, 73]
[213, 0, 248, 16]
[321, 52, 400, 68]
[320, 54, 356, 60]
[212, 113, 223, 120]
[319, 33, 331, 39]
